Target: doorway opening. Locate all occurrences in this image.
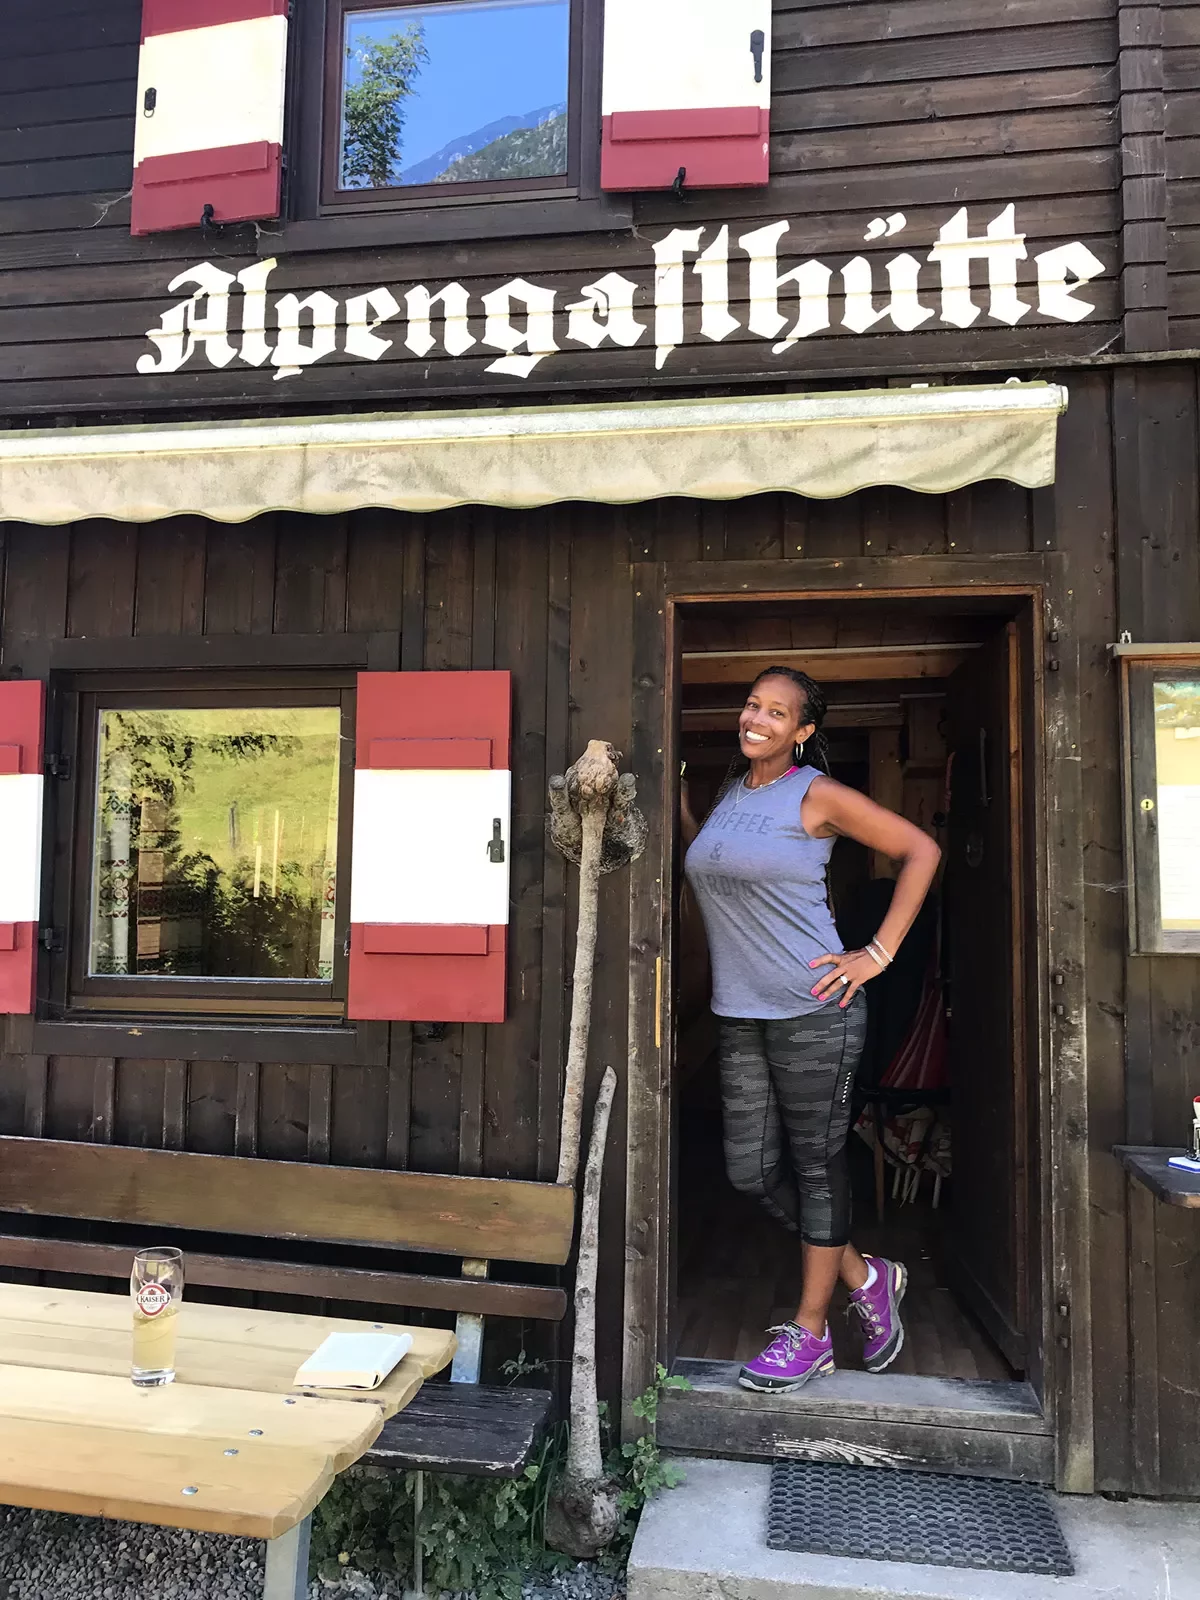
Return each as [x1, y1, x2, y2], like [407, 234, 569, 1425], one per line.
[672, 593, 1040, 1392]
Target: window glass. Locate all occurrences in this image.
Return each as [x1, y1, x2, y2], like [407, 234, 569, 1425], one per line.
[89, 707, 341, 982]
[340, 0, 570, 191]
[1154, 678, 1200, 936]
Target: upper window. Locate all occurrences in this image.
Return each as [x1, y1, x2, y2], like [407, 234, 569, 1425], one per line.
[326, 0, 573, 202]
[1119, 653, 1200, 954]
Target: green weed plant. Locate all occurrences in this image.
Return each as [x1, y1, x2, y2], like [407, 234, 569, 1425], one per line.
[311, 1367, 690, 1599]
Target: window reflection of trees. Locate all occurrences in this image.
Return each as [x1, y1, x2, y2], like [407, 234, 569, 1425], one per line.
[91, 711, 339, 982]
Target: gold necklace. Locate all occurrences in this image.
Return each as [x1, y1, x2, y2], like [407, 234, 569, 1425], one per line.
[734, 764, 797, 807]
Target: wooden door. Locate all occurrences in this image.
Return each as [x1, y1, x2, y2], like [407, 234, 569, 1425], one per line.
[944, 620, 1029, 1371]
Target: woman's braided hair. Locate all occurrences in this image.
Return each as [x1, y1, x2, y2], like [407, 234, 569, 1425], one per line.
[713, 665, 832, 805]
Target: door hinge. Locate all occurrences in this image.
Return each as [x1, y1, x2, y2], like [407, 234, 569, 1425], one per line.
[44, 754, 70, 780]
[1050, 969, 1066, 1017]
[487, 819, 505, 863]
[39, 927, 63, 953]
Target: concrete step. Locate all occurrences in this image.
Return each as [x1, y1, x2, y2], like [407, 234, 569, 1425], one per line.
[627, 1456, 1200, 1600]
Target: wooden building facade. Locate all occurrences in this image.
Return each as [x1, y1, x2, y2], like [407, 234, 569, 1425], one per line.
[0, 0, 1198, 1502]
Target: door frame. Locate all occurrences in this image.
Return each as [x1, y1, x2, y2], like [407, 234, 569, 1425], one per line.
[623, 552, 1093, 1494]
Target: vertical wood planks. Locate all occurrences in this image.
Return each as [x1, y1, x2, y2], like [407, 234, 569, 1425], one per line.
[161, 1061, 187, 1150]
[1054, 371, 1131, 1491]
[458, 513, 497, 1178]
[408, 511, 473, 1175]
[273, 512, 348, 635]
[1, 522, 70, 678]
[22, 1057, 47, 1139]
[307, 1065, 333, 1163]
[133, 519, 206, 636]
[1113, 365, 1200, 639]
[65, 521, 137, 640]
[566, 500, 636, 1411]
[537, 522, 572, 1184]
[234, 1063, 260, 1158]
[625, 558, 669, 1437]
[486, 510, 551, 1182]
[203, 517, 277, 636]
[344, 509, 405, 1174]
[186, 1063, 238, 1155]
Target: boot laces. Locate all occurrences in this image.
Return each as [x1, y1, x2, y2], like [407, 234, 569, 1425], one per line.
[848, 1297, 884, 1336]
[760, 1323, 803, 1366]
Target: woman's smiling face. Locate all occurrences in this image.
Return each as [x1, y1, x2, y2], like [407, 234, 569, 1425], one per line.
[738, 674, 816, 763]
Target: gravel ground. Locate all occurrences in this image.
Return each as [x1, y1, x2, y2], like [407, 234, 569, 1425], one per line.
[0, 1508, 626, 1600]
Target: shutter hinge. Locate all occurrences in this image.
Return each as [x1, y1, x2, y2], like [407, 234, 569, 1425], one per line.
[39, 927, 63, 953]
[487, 819, 505, 863]
[44, 754, 70, 780]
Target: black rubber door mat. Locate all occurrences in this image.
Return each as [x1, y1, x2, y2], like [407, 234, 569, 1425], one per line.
[767, 1462, 1074, 1577]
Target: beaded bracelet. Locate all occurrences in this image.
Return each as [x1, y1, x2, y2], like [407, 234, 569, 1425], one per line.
[869, 937, 894, 966]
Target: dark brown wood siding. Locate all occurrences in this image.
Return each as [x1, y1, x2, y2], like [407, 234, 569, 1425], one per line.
[0, 0, 1124, 413]
[1167, 0, 1200, 342]
[0, 368, 1197, 1489]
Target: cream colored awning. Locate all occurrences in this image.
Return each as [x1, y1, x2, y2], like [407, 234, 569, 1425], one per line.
[0, 382, 1067, 526]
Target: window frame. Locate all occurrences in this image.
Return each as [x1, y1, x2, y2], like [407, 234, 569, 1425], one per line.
[322, 0, 580, 209]
[278, 0, 627, 251]
[47, 671, 357, 1024]
[1117, 644, 1200, 955]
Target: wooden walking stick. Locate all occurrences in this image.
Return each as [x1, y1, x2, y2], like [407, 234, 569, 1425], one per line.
[545, 742, 646, 1557]
[547, 740, 646, 1190]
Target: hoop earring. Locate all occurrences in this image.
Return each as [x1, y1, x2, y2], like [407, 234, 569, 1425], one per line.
[795, 740, 806, 762]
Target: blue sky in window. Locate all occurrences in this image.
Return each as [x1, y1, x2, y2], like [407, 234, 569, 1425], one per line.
[344, 0, 570, 183]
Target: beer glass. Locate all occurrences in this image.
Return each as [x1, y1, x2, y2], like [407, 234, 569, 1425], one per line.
[131, 1246, 183, 1386]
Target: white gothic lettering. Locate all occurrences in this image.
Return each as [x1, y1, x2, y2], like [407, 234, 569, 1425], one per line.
[136, 206, 1107, 383]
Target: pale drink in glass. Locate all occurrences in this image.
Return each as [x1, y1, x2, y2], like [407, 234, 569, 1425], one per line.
[131, 1246, 183, 1386]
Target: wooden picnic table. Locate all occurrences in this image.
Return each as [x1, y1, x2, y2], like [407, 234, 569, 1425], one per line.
[0, 1282, 456, 1597]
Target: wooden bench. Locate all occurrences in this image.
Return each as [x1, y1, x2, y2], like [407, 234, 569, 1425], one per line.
[0, 1133, 573, 1582]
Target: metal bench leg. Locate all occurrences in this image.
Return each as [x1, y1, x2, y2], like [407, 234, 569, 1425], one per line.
[264, 1514, 311, 1600]
[449, 1258, 489, 1385]
[404, 1469, 425, 1600]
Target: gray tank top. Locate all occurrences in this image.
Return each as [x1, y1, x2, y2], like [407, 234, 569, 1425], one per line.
[684, 764, 842, 1019]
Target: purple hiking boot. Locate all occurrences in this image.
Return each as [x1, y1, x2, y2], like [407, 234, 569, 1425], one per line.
[738, 1321, 835, 1393]
[848, 1253, 908, 1372]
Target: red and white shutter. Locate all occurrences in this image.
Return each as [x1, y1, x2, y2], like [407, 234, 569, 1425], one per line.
[0, 682, 44, 1015]
[131, 0, 289, 236]
[348, 672, 511, 1024]
[601, 0, 771, 191]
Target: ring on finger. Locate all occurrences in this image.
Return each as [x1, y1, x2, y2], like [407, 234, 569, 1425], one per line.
[839, 973, 850, 986]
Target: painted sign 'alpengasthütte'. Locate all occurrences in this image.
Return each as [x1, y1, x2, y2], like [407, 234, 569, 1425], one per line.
[136, 206, 1108, 382]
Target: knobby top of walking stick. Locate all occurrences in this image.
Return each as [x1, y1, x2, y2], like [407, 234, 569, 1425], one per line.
[547, 742, 648, 874]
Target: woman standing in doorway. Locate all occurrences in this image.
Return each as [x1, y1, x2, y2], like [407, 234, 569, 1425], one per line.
[683, 666, 941, 1391]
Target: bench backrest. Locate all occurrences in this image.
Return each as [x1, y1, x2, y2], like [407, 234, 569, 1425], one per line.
[0, 1136, 575, 1268]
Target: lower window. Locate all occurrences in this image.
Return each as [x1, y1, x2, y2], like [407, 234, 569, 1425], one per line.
[62, 686, 353, 1019]
[1120, 654, 1200, 954]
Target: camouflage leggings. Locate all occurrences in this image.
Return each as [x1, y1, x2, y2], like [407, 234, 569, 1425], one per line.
[716, 994, 867, 1248]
